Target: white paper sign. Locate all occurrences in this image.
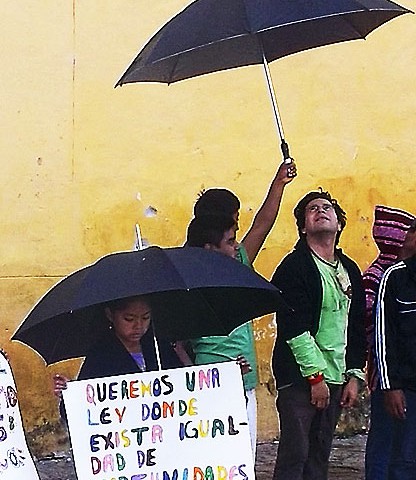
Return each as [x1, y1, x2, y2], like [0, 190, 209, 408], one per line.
[63, 362, 255, 480]
[0, 351, 40, 479]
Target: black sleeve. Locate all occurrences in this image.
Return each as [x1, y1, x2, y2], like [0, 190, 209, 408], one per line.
[345, 260, 367, 371]
[271, 253, 317, 341]
[375, 268, 401, 389]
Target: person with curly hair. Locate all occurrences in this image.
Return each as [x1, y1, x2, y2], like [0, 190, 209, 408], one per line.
[271, 189, 366, 480]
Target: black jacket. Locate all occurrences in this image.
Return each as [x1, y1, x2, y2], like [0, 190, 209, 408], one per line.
[60, 327, 182, 419]
[375, 255, 416, 391]
[271, 238, 366, 388]
[78, 327, 182, 380]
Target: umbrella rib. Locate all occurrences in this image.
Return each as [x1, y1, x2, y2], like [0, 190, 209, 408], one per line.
[142, 8, 394, 68]
[258, 9, 403, 37]
[145, 33, 251, 65]
[168, 55, 181, 85]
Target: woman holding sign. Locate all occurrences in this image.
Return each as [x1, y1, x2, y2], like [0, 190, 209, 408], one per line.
[53, 295, 189, 398]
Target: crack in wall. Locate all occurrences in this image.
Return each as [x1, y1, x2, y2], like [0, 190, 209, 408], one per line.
[1, 275, 64, 279]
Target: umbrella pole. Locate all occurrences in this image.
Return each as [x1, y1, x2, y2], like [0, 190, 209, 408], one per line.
[261, 51, 293, 164]
[152, 331, 162, 371]
[135, 223, 144, 250]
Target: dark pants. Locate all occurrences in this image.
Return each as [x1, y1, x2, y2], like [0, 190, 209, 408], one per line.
[388, 389, 416, 480]
[272, 384, 342, 480]
[365, 388, 393, 480]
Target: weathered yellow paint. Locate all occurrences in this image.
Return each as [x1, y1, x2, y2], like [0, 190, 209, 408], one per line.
[1, 1, 415, 449]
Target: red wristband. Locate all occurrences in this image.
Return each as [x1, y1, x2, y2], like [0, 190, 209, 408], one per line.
[307, 372, 324, 385]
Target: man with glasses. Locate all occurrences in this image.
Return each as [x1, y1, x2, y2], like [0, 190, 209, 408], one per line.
[270, 189, 366, 480]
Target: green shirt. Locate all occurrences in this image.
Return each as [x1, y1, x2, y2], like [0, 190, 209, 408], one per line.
[314, 256, 350, 383]
[191, 244, 258, 390]
[287, 255, 363, 384]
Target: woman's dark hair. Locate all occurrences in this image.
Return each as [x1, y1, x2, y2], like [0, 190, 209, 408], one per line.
[106, 295, 150, 313]
[294, 188, 347, 245]
[193, 188, 240, 217]
[186, 214, 236, 248]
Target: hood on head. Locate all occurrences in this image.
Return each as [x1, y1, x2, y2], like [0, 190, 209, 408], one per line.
[372, 205, 415, 257]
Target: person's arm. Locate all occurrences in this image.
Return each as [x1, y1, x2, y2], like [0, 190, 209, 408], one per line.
[375, 267, 400, 391]
[345, 261, 367, 372]
[53, 373, 70, 423]
[374, 266, 406, 419]
[340, 377, 359, 408]
[241, 161, 296, 264]
[173, 341, 194, 366]
[273, 252, 331, 409]
[310, 381, 330, 410]
[362, 273, 378, 352]
[272, 253, 318, 341]
[236, 355, 252, 375]
[286, 331, 327, 377]
[383, 389, 407, 419]
[53, 373, 69, 398]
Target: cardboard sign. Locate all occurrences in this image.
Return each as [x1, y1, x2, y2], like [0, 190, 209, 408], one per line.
[0, 351, 40, 479]
[63, 362, 254, 480]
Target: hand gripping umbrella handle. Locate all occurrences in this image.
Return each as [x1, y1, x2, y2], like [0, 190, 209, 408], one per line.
[281, 140, 296, 177]
[281, 139, 293, 165]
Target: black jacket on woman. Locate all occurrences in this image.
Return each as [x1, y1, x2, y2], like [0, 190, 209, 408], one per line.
[271, 238, 366, 389]
[78, 326, 182, 380]
[60, 326, 182, 419]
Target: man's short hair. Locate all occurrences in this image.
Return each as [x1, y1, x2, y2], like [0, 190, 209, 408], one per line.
[186, 214, 236, 248]
[193, 189, 240, 217]
[294, 188, 347, 244]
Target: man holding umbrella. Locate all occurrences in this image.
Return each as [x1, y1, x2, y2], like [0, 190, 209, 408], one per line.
[192, 161, 296, 264]
[186, 160, 296, 456]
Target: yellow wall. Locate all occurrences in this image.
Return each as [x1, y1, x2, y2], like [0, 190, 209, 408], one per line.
[1, 1, 415, 446]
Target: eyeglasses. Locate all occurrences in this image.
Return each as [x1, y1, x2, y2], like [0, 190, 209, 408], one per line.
[306, 204, 334, 213]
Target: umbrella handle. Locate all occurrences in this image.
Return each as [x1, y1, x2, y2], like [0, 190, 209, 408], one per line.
[280, 139, 293, 165]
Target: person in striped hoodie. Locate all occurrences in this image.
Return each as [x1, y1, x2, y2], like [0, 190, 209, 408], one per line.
[374, 222, 416, 480]
[363, 205, 415, 480]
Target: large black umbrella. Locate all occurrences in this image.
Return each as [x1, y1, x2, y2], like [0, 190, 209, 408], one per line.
[116, 0, 411, 162]
[12, 246, 283, 365]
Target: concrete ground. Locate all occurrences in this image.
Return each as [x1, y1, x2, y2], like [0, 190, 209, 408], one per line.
[255, 435, 366, 480]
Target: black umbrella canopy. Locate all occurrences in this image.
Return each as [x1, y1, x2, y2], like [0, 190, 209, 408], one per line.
[116, 0, 411, 86]
[12, 246, 284, 365]
[116, 0, 411, 162]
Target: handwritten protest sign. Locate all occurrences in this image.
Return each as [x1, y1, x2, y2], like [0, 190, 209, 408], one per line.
[0, 351, 40, 479]
[63, 362, 254, 480]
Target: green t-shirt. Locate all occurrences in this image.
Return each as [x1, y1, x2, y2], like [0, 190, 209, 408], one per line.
[287, 255, 363, 384]
[314, 256, 350, 383]
[191, 244, 258, 390]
